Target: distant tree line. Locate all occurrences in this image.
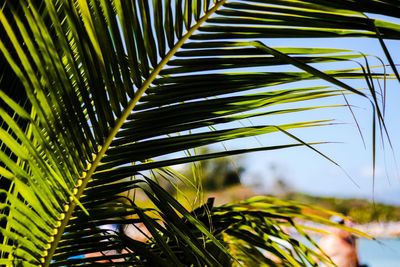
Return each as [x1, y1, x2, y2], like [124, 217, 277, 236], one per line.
[285, 193, 400, 223]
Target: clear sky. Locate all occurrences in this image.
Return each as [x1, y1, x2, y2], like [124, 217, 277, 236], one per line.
[212, 37, 400, 204]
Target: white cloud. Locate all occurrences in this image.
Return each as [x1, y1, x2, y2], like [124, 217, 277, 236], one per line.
[359, 165, 383, 178]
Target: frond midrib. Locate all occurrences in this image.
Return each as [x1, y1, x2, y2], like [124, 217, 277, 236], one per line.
[43, 1, 227, 265]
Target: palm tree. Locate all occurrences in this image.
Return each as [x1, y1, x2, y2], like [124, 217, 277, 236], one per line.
[1, 0, 399, 266]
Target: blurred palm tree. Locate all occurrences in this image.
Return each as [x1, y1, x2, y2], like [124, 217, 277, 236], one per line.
[174, 147, 244, 191]
[1, 0, 399, 266]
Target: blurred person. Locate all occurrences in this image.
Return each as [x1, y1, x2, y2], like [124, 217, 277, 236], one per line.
[84, 223, 151, 263]
[318, 216, 362, 267]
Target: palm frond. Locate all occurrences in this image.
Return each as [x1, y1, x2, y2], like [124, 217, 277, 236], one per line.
[0, 0, 399, 266]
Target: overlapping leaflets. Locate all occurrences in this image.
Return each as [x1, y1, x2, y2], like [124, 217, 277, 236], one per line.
[0, 0, 399, 266]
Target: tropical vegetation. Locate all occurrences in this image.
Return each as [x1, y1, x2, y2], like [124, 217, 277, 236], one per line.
[1, 0, 400, 266]
[286, 193, 400, 224]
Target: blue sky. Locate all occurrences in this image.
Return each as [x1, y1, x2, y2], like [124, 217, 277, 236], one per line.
[212, 37, 400, 204]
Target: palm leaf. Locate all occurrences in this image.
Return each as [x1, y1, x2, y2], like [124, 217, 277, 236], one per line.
[0, 0, 399, 266]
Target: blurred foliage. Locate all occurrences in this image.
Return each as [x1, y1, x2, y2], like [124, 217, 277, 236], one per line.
[284, 193, 400, 224]
[178, 147, 244, 191]
[177, 155, 400, 224]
